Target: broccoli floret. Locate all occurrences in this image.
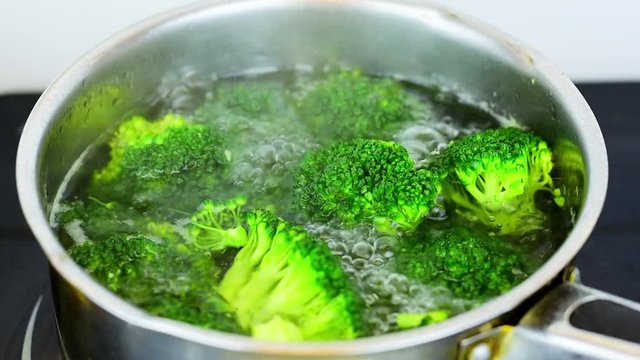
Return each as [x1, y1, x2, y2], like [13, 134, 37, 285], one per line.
[142, 292, 239, 332]
[218, 209, 363, 341]
[294, 139, 441, 233]
[395, 227, 528, 300]
[55, 197, 143, 243]
[119, 125, 224, 181]
[89, 114, 228, 210]
[145, 221, 180, 242]
[438, 127, 563, 235]
[194, 81, 286, 135]
[55, 196, 183, 245]
[189, 196, 249, 251]
[216, 82, 282, 118]
[298, 70, 420, 140]
[68, 233, 242, 333]
[68, 234, 163, 293]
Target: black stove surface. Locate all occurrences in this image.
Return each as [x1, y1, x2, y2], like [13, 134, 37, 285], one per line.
[1, 84, 639, 359]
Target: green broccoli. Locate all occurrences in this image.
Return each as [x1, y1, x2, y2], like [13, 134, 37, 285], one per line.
[294, 139, 441, 233]
[395, 227, 528, 300]
[189, 196, 249, 251]
[395, 310, 451, 330]
[68, 233, 242, 333]
[216, 82, 283, 119]
[438, 127, 563, 235]
[55, 196, 184, 246]
[298, 70, 421, 140]
[89, 114, 228, 211]
[68, 234, 163, 293]
[217, 209, 363, 341]
[194, 81, 286, 136]
[56, 197, 143, 244]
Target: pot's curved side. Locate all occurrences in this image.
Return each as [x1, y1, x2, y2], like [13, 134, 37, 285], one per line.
[16, 1, 607, 359]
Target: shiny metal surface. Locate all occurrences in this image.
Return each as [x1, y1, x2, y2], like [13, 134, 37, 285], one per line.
[16, 0, 608, 359]
[460, 283, 640, 360]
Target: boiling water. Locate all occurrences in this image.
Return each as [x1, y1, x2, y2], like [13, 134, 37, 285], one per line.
[52, 68, 572, 336]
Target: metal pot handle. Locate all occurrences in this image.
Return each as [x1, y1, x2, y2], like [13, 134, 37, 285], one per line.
[458, 282, 640, 360]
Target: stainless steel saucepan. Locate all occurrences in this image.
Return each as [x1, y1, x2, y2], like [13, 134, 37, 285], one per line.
[15, 1, 640, 359]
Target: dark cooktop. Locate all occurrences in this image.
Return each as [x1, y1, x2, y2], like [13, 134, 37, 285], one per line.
[1, 84, 639, 359]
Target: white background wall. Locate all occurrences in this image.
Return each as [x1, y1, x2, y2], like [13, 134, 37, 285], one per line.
[1, 0, 639, 94]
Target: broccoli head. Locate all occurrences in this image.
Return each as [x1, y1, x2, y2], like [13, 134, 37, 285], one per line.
[438, 127, 563, 235]
[55, 196, 185, 247]
[68, 233, 242, 333]
[89, 114, 228, 210]
[215, 82, 283, 119]
[92, 114, 224, 182]
[218, 209, 363, 341]
[194, 81, 286, 138]
[189, 196, 249, 251]
[395, 227, 528, 300]
[298, 70, 420, 140]
[55, 197, 147, 244]
[294, 139, 441, 233]
[68, 233, 163, 293]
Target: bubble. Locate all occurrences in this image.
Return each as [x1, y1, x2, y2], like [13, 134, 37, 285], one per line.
[344, 266, 357, 276]
[370, 254, 385, 266]
[391, 293, 406, 306]
[229, 134, 319, 195]
[352, 258, 367, 270]
[392, 115, 484, 168]
[363, 293, 379, 306]
[152, 66, 210, 114]
[386, 273, 409, 293]
[352, 241, 374, 259]
[332, 242, 348, 256]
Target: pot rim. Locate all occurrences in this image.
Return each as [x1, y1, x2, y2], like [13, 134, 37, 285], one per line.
[16, 0, 608, 355]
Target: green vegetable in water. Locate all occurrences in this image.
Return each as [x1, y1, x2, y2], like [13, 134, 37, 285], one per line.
[294, 138, 442, 234]
[194, 81, 288, 140]
[56, 69, 578, 341]
[89, 114, 228, 211]
[395, 310, 451, 330]
[189, 196, 249, 252]
[395, 227, 529, 300]
[437, 127, 564, 235]
[298, 69, 422, 140]
[215, 82, 283, 119]
[216, 208, 363, 341]
[68, 233, 242, 333]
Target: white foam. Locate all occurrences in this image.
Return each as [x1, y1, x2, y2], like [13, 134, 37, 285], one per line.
[63, 219, 88, 245]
